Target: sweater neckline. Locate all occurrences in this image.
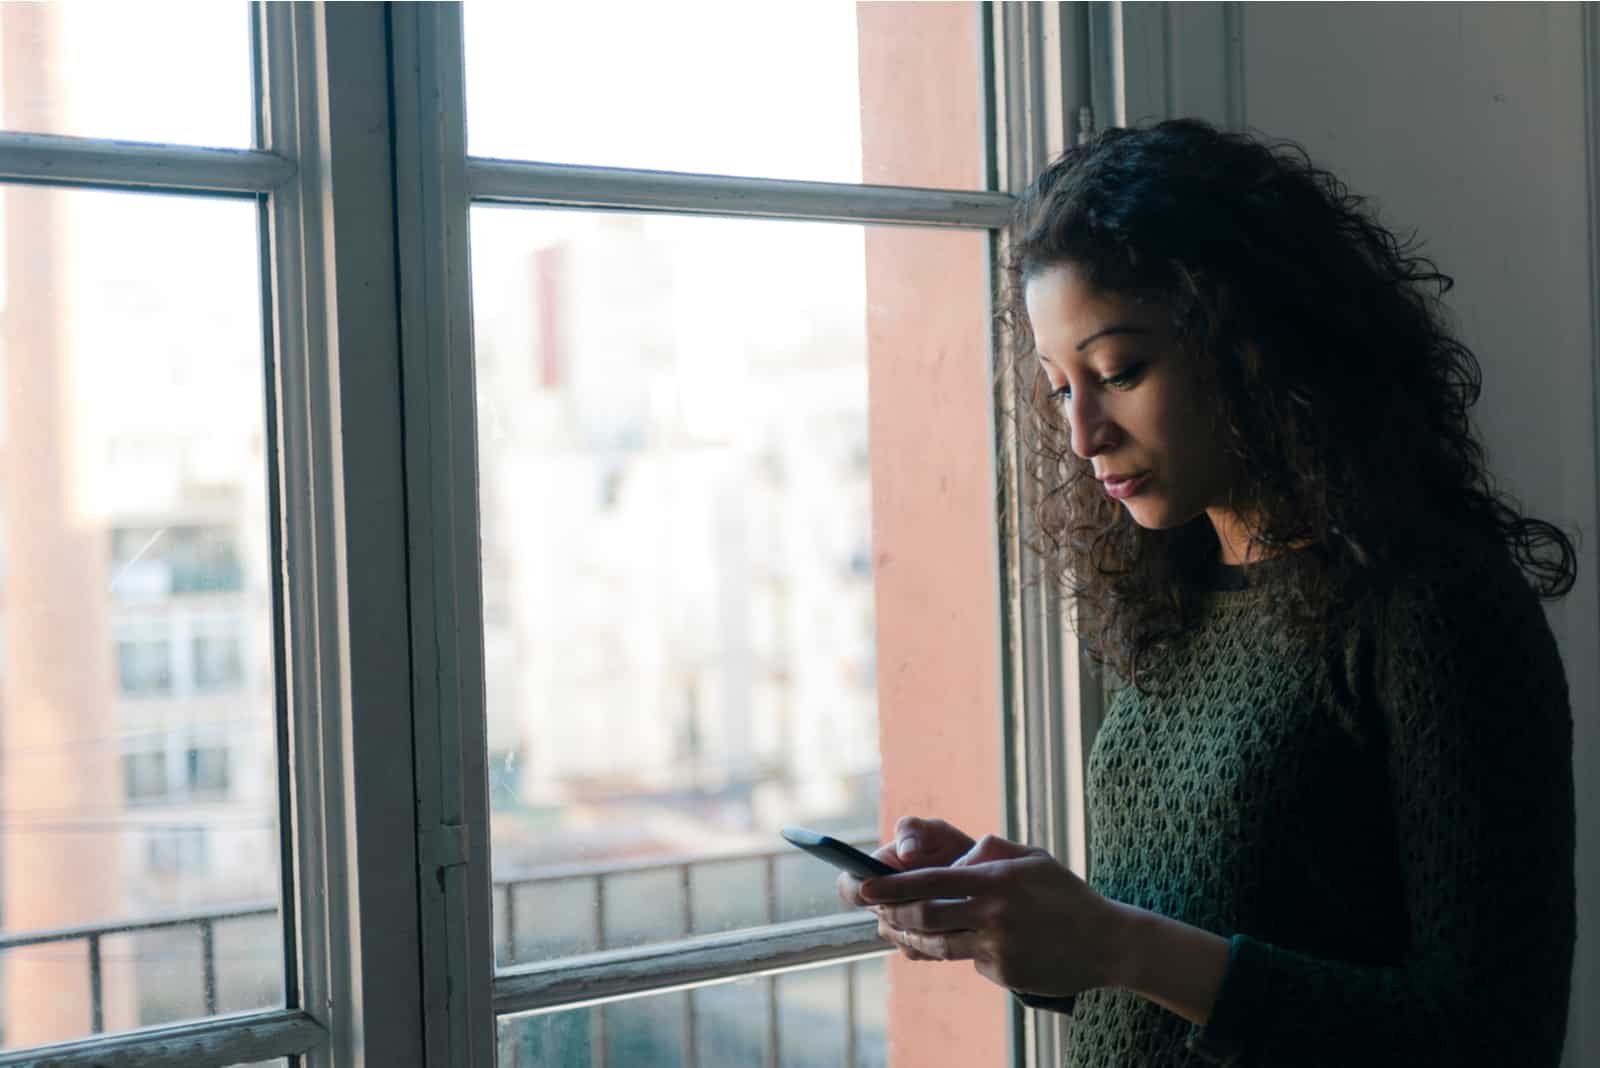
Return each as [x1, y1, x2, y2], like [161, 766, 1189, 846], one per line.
[1199, 548, 1310, 593]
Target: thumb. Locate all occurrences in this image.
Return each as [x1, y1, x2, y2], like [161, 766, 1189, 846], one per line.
[893, 817, 976, 866]
[951, 833, 1033, 867]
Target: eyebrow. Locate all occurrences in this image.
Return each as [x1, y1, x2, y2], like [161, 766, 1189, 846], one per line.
[1075, 324, 1152, 351]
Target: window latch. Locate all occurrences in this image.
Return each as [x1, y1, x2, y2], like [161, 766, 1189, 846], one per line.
[421, 822, 470, 871]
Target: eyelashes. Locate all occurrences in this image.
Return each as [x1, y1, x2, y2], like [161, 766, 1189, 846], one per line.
[1047, 363, 1147, 403]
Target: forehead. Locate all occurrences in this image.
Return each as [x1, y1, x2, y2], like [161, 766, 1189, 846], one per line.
[1023, 265, 1164, 361]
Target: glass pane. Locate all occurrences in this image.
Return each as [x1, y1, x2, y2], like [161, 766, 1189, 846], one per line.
[0, 185, 282, 1048]
[0, 2, 253, 148]
[496, 957, 887, 1068]
[464, 2, 985, 187]
[472, 211, 994, 967]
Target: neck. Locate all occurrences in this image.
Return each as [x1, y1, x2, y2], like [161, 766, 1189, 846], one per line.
[1207, 507, 1263, 566]
[1207, 506, 1314, 566]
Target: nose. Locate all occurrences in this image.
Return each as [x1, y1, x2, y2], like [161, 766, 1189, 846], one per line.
[1068, 391, 1119, 460]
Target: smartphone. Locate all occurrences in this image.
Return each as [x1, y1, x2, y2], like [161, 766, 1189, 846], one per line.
[780, 826, 897, 880]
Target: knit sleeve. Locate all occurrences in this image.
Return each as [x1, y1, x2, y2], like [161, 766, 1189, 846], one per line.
[1183, 550, 1576, 1066]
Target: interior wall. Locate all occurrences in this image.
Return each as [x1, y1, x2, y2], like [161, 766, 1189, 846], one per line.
[857, 7, 1009, 1068]
[1111, 3, 1600, 1065]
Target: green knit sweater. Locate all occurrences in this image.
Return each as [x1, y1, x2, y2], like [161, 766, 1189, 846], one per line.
[1049, 532, 1576, 1066]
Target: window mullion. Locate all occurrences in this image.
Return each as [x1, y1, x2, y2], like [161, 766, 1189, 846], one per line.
[389, 5, 498, 1067]
[989, 3, 1088, 1067]
[259, 3, 425, 1065]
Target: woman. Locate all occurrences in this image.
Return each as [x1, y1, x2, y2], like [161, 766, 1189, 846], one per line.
[836, 119, 1577, 1066]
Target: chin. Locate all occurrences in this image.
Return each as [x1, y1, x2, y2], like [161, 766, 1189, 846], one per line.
[1120, 498, 1192, 532]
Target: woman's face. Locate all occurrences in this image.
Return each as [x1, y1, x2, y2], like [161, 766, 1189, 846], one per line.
[1024, 263, 1234, 532]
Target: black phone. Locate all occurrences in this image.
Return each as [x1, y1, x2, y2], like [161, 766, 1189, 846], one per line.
[779, 826, 897, 880]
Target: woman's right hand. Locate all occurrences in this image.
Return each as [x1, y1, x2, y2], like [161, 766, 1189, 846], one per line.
[836, 816, 977, 962]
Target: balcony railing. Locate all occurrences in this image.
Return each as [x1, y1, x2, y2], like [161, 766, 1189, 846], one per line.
[0, 830, 887, 1065]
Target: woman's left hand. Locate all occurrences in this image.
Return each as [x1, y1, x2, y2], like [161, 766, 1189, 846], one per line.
[859, 833, 1136, 998]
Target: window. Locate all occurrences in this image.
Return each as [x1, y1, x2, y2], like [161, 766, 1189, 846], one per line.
[0, 2, 285, 1058]
[146, 828, 209, 876]
[110, 526, 245, 600]
[462, 5, 1023, 1065]
[124, 749, 170, 804]
[191, 620, 245, 693]
[0, 4, 1069, 1065]
[186, 745, 231, 795]
[122, 737, 233, 806]
[117, 625, 176, 697]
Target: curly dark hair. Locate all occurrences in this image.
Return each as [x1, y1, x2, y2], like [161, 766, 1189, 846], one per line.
[999, 118, 1577, 690]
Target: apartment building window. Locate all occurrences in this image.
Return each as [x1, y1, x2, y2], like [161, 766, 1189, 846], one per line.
[111, 526, 245, 600]
[114, 616, 248, 698]
[0, 4, 1072, 1066]
[117, 627, 176, 697]
[124, 749, 170, 804]
[145, 829, 209, 877]
[191, 621, 245, 693]
[123, 738, 233, 806]
[185, 745, 231, 796]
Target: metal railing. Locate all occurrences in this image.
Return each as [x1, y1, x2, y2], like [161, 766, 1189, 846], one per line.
[0, 829, 887, 1065]
[0, 902, 270, 1036]
[494, 829, 883, 1068]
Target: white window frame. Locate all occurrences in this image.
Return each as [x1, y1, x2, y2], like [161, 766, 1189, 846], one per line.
[0, 5, 418, 1066]
[394, 4, 1017, 1063]
[988, 5, 1113, 1064]
[0, 3, 1084, 1066]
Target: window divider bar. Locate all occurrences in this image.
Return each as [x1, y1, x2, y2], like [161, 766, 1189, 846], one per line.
[260, 4, 429, 1066]
[989, 4, 1084, 1068]
[0, 130, 295, 194]
[0, 1009, 326, 1068]
[466, 157, 1015, 229]
[257, 0, 333, 1049]
[492, 914, 889, 1019]
[389, 5, 498, 1067]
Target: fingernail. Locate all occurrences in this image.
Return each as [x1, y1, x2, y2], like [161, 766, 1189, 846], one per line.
[898, 836, 920, 859]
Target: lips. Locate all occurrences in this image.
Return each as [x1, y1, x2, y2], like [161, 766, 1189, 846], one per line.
[1098, 471, 1149, 500]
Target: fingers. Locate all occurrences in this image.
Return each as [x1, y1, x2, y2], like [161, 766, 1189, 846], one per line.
[859, 864, 993, 904]
[836, 870, 859, 908]
[879, 924, 986, 963]
[837, 841, 905, 908]
[875, 895, 983, 934]
[951, 833, 1035, 867]
[893, 816, 977, 868]
[875, 913, 935, 960]
[874, 893, 985, 963]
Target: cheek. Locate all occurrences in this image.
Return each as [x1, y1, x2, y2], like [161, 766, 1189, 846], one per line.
[1162, 401, 1231, 495]
[1137, 395, 1220, 495]
[1136, 389, 1194, 460]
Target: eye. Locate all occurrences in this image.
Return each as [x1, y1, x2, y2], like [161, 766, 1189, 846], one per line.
[1048, 383, 1072, 402]
[1103, 363, 1145, 389]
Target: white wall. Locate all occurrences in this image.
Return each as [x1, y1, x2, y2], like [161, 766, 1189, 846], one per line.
[1111, 4, 1600, 1064]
